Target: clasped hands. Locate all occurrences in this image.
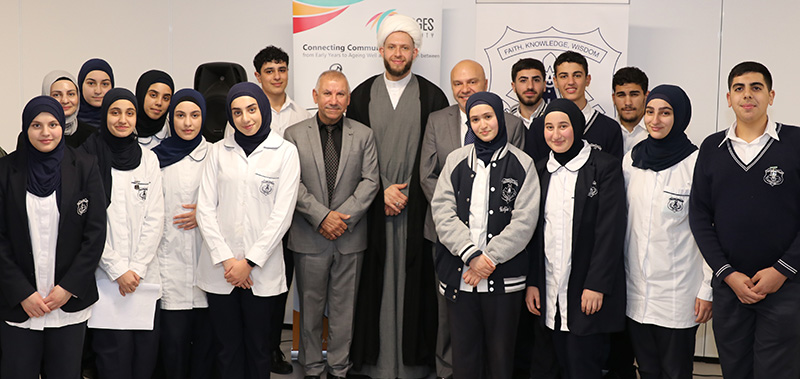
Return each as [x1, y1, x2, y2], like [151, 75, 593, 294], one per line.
[319, 211, 351, 240]
[223, 258, 254, 289]
[462, 254, 496, 286]
[724, 267, 786, 305]
[21, 285, 73, 318]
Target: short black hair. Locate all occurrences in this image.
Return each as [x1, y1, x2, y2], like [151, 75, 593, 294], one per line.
[728, 61, 772, 91]
[253, 46, 289, 73]
[612, 67, 648, 92]
[554, 51, 588, 75]
[511, 58, 546, 82]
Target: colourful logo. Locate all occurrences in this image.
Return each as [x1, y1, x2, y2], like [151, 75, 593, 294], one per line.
[293, 0, 364, 34]
[365, 9, 397, 30]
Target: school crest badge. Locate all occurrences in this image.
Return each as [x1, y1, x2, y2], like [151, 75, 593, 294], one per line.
[133, 181, 149, 200]
[501, 178, 519, 203]
[260, 180, 275, 196]
[764, 166, 784, 187]
[667, 197, 684, 213]
[588, 180, 598, 198]
[76, 198, 88, 216]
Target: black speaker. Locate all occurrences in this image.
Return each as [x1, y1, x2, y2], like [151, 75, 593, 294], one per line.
[194, 62, 248, 143]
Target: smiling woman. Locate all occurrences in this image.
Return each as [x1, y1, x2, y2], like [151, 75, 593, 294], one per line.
[41, 70, 97, 148]
[135, 70, 175, 150]
[76, 58, 114, 130]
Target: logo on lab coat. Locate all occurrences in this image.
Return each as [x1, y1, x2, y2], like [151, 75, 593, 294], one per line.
[764, 166, 784, 187]
[260, 179, 275, 196]
[77, 198, 89, 216]
[667, 197, 684, 213]
[133, 181, 149, 200]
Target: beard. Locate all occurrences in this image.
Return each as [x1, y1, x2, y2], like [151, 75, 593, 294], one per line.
[515, 89, 542, 107]
[619, 110, 643, 124]
[383, 56, 413, 78]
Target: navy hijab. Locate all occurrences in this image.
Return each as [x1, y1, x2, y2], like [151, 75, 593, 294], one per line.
[77, 58, 115, 130]
[226, 82, 271, 156]
[631, 84, 697, 172]
[465, 92, 508, 165]
[543, 98, 586, 166]
[20, 96, 66, 198]
[135, 70, 175, 138]
[80, 88, 142, 204]
[152, 89, 205, 168]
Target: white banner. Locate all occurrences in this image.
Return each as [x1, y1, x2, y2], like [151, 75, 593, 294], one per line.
[476, 3, 629, 117]
[292, 0, 443, 110]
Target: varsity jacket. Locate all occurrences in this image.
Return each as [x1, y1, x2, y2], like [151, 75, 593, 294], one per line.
[431, 143, 539, 302]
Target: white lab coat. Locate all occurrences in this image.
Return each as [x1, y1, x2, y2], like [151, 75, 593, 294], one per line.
[157, 140, 209, 310]
[623, 150, 712, 329]
[196, 131, 300, 297]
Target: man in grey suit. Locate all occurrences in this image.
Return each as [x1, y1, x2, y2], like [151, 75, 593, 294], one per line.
[419, 59, 526, 379]
[283, 70, 380, 379]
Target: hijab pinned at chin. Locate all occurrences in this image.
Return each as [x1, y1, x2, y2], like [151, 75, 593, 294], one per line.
[631, 84, 697, 172]
[20, 96, 66, 197]
[226, 82, 271, 156]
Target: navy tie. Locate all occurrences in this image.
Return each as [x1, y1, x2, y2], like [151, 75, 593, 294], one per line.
[464, 120, 475, 145]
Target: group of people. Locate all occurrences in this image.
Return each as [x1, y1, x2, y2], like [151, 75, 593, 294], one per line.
[0, 11, 797, 379]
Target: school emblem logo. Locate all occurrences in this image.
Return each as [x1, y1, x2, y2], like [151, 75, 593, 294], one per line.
[667, 197, 684, 213]
[133, 181, 149, 201]
[482, 26, 622, 115]
[501, 178, 519, 203]
[588, 180, 598, 198]
[260, 180, 275, 196]
[76, 198, 88, 216]
[764, 166, 784, 187]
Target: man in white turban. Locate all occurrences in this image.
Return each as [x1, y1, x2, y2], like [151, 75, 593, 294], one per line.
[346, 12, 450, 379]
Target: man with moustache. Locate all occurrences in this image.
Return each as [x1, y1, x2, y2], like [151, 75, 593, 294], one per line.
[612, 67, 649, 154]
[525, 51, 623, 162]
[283, 70, 379, 379]
[346, 13, 449, 379]
[419, 59, 525, 379]
[510, 58, 548, 128]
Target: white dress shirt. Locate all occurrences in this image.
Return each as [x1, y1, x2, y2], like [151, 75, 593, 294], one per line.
[98, 149, 165, 296]
[196, 131, 300, 297]
[619, 117, 648, 155]
[543, 142, 591, 331]
[138, 122, 170, 150]
[460, 109, 469, 147]
[158, 140, 209, 310]
[7, 193, 91, 330]
[720, 119, 780, 166]
[384, 72, 412, 109]
[512, 100, 546, 129]
[622, 150, 713, 328]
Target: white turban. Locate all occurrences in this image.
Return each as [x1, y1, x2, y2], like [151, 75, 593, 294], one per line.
[376, 14, 422, 50]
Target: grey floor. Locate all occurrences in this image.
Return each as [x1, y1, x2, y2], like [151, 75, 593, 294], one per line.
[274, 329, 723, 379]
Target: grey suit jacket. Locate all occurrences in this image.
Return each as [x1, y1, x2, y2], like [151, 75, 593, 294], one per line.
[420, 104, 525, 241]
[283, 116, 380, 254]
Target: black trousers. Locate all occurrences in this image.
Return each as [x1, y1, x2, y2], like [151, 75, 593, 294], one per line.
[207, 287, 272, 379]
[626, 318, 697, 379]
[0, 321, 85, 379]
[269, 238, 294, 355]
[605, 329, 637, 379]
[550, 312, 609, 379]
[92, 304, 161, 379]
[712, 280, 800, 379]
[447, 290, 523, 379]
[158, 308, 215, 379]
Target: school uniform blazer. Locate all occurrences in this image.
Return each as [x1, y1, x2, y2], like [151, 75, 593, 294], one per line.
[420, 104, 526, 241]
[283, 117, 379, 255]
[0, 147, 107, 322]
[527, 148, 627, 336]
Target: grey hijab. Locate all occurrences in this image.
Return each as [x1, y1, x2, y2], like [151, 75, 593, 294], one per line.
[41, 70, 80, 136]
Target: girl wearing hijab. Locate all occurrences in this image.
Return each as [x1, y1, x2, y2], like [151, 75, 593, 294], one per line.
[77, 58, 114, 130]
[136, 70, 175, 150]
[431, 91, 539, 379]
[42, 70, 97, 147]
[152, 89, 213, 379]
[196, 82, 299, 379]
[623, 84, 712, 379]
[80, 88, 165, 379]
[0, 96, 106, 378]
[525, 98, 627, 379]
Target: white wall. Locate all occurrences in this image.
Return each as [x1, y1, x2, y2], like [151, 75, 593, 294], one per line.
[2, 0, 798, 149]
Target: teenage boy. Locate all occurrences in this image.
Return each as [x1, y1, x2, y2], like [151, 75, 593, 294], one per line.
[690, 61, 800, 378]
[612, 67, 649, 154]
[525, 51, 623, 162]
[510, 58, 548, 128]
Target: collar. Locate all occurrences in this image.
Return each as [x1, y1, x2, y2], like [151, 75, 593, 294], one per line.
[581, 102, 595, 124]
[275, 95, 299, 115]
[618, 117, 647, 135]
[223, 128, 284, 151]
[468, 143, 508, 170]
[187, 138, 209, 162]
[547, 141, 592, 173]
[531, 100, 546, 119]
[718, 118, 780, 147]
[384, 72, 412, 90]
[460, 108, 468, 127]
[316, 113, 344, 130]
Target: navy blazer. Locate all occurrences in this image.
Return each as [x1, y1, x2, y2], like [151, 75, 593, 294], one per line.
[0, 147, 107, 322]
[527, 149, 627, 336]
